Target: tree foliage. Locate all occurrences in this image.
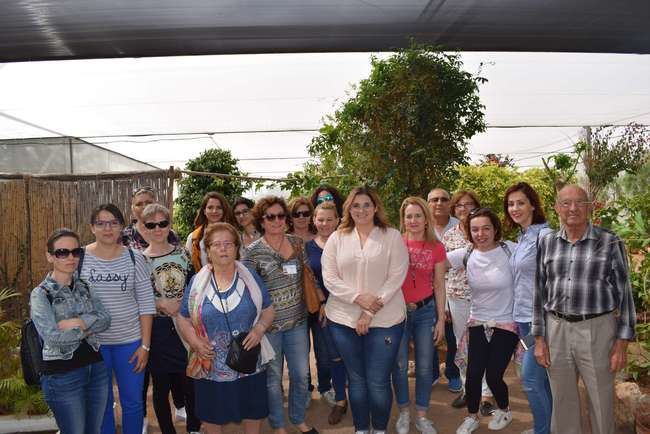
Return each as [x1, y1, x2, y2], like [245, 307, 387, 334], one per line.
[175, 148, 252, 239]
[281, 43, 486, 222]
[452, 165, 558, 236]
[582, 123, 649, 200]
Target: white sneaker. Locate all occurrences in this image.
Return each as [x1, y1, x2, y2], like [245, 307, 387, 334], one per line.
[396, 409, 410, 434]
[456, 416, 480, 434]
[142, 418, 148, 434]
[355, 431, 370, 434]
[521, 430, 534, 434]
[488, 409, 512, 430]
[321, 389, 336, 407]
[415, 416, 438, 434]
[374, 431, 386, 434]
[175, 406, 187, 421]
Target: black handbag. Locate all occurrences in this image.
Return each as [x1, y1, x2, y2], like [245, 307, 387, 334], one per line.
[215, 284, 261, 374]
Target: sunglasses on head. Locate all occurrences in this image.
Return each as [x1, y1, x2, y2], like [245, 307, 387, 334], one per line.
[50, 248, 83, 259]
[132, 186, 154, 196]
[468, 207, 490, 217]
[292, 210, 311, 218]
[144, 220, 170, 229]
[264, 213, 286, 222]
[316, 194, 334, 204]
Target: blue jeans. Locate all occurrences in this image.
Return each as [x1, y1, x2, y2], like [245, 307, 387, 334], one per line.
[100, 340, 146, 434]
[329, 320, 403, 431]
[392, 299, 436, 411]
[319, 320, 347, 402]
[266, 322, 310, 429]
[41, 361, 109, 434]
[518, 322, 552, 434]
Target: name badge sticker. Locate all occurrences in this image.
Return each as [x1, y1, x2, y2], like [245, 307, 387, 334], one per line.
[282, 263, 298, 275]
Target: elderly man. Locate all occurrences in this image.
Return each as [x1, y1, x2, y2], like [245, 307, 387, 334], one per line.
[532, 184, 636, 434]
[426, 188, 463, 395]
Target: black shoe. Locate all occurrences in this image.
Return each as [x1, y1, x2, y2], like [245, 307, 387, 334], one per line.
[480, 401, 495, 416]
[300, 428, 319, 434]
[451, 392, 467, 408]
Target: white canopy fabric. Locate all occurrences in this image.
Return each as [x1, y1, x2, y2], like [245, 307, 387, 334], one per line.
[1, 52, 649, 175]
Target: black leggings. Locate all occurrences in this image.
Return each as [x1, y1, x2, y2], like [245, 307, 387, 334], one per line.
[151, 372, 201, 434]
[466, 326, 519, 414]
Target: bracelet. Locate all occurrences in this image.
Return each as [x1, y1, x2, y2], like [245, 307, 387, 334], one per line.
[141, 344, 150, 352]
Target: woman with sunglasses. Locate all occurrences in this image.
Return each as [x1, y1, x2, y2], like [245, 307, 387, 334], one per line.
[288, 197, 316, 243]
[391, 197, 447, 434]
[141, 204, 201, 434]
[242, 196, 320, 434]
[446, 208, 518, 434]
[321, 187, 409, 434]
[78, 203, 156, 434]
[503, 182, 552, 434]
[30, 228, 111, 434]
[186, 192, 235, 272]
[310, 185, 344, 218]
[123, 186, 180, 250]
[232, 197, 260, 254]
[443, 190, 493, 412]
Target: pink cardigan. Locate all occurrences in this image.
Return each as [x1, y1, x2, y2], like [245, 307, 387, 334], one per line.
[322, 226, 409, 328]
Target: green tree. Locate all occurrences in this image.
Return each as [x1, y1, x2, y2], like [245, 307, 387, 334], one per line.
[175, 148, 252, 239]
[282, 43, 486, 222]
[453, 165, 558, 237]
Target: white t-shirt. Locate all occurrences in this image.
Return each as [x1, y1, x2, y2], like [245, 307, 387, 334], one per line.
[447, 241, 516, 323]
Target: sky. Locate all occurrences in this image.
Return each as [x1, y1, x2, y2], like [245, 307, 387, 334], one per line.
[1, 52, 649, 183]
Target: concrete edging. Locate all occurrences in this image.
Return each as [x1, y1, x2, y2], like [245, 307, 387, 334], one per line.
[0, 415, 57, 434]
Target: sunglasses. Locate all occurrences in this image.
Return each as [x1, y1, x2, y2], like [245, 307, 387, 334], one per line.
[316, 194, 334, 204]
[144, 220, 170, 230]
[292, 210, 311, 218]
[50, 248, 83, 259]
[264, 213, 286, 222]
[132, 186, 154, 196]
[468, 207, 490, 217]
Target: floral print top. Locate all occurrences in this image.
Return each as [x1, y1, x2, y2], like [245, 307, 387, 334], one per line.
[441, 224, 472, 300]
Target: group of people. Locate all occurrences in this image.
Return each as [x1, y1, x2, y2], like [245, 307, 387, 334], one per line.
[30, 180, 636, 434]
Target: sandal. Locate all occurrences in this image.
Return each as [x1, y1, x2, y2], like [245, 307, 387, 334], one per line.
[328, 402, 348, 425]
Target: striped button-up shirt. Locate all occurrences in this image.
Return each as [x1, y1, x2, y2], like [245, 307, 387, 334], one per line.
[532, 224, 636, 340]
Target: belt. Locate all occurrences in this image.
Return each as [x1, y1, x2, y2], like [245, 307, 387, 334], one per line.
[549, 310, 612, 323]
[406, 295, 434, 312]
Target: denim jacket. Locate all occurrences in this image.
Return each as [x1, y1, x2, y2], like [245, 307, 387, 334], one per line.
[30, 273, 111, 361]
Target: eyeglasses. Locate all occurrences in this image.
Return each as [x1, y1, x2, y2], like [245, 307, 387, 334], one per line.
[292, 210, 311, 218]
[94, 219, 122, 229]
[557, 200, 591, 209]
[316, 194, 334, 204]
[428, 197, 450, 203]
[454, 202, 476, 210]
[234, 209, 250, 217]
[263, 213, 286, 222]
[209, 241, 235, 250]
[50, 248, 83, 259]
[144, 220, 170, 230]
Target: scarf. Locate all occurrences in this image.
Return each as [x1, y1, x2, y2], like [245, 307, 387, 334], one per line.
[186, 261, 275, 379]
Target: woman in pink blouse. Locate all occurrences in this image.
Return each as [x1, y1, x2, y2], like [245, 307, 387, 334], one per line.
[322, 187, 409, 434]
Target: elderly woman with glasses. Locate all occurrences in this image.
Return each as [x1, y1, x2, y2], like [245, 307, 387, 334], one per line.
[445, 208, 518, 434]
[242, 196, 322, 434]
[30, 228, 111, 434]
[78, 204, 156, 434]
[176, 223, 275, 434]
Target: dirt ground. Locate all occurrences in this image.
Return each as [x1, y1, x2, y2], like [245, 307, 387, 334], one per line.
[138, 362, 534, 434]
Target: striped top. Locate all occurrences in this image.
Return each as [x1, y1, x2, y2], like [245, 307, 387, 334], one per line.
[79, 248, 157, 345]
[242, 234, 307, 332]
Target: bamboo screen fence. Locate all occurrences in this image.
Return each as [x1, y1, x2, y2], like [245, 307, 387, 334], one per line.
[0, 169, 176, 314]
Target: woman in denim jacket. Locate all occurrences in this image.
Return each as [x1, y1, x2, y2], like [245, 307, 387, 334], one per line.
[30, 228, 111, 434]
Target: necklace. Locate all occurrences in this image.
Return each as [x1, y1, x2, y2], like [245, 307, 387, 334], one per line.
[406, 238, 420, 288]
